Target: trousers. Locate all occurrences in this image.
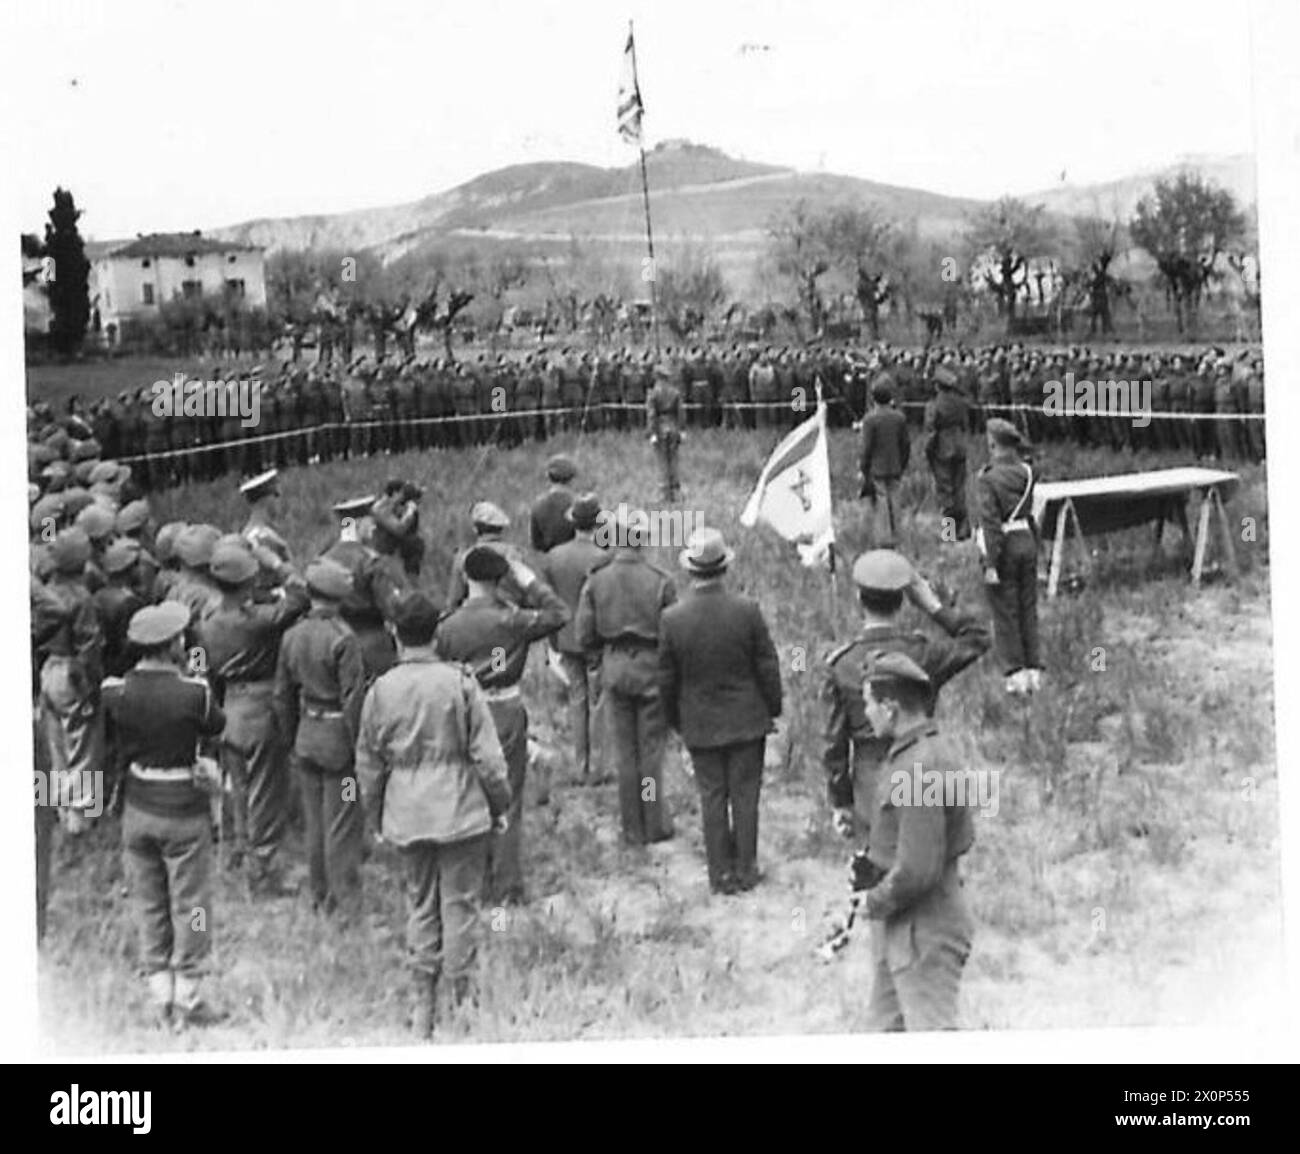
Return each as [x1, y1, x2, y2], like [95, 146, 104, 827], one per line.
[604, 688, 673, 844]
[986, 531, 1040, 671]
[403, 834, 490, 981]
[930, 454, 969, 539]
[122, 803, 212, 977]
[689, 739, 764, 887]
[865, 868, 973, 1031]
[220, 681, 286, 867]
[558, 651, 601, 779]
[485, 698, 528, 902]
[295, 758, 364, 914]
[866, 477, 901, 547]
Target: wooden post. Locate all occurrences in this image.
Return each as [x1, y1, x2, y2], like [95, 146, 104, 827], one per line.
[1191, 489, 1214, 584]
[1047, 497, 1071, 598]
[1211, 485, 1239, 576]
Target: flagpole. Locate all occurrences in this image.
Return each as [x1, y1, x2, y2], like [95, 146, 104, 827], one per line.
[628, 21, 661, 355]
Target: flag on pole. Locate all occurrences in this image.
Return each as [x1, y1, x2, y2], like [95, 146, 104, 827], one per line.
[740, 398, 836, 567]
[617, 29, 644, 144]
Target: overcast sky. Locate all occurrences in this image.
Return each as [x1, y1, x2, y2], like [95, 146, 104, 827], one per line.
[7, 0, 1258, 240]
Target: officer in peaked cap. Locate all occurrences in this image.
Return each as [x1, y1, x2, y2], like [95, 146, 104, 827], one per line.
[240, 469, 293, 592]
[821, 549, 989, 847]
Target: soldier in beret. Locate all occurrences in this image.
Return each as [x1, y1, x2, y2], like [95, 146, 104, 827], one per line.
[857, 652, 977, 1031]
[103, 601, 227, 1028]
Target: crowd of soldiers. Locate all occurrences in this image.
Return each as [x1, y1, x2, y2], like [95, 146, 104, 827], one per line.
[49, 340, 1266, 495]
[25, 332, 1267, 1039]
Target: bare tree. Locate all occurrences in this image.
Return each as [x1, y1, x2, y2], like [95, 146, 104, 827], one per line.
[767, 199, 834, 336]
[964, 196, 1056, 332]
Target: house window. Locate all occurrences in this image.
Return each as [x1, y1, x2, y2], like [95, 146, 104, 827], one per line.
[141, 258, 151, 269]
[228, 254, 237, 264]
[185, 254, 196, 268]
[141, 283, 155, 306]
[181, 280, 203, 300]
[225, 278, 246, 299]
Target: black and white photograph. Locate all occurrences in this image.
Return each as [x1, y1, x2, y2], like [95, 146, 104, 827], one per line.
[4, 0, 1298, 1079]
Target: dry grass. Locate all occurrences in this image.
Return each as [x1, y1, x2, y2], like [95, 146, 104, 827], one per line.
[35, 415, 1281, 1052]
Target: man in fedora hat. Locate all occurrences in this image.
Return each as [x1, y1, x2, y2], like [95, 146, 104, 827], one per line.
[658, 528, 782, 894]
[538, 493, 611, 784]
[975, 418, 1041, 696]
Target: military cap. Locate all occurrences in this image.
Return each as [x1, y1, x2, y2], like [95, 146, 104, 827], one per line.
[153, 521, 188, 564]
[470, 500, 510, 530]
[986, 417, 1028, 449]
[89, 460, 130, 486]
[851, 549, 914, 593]
[209, 542, 259, 585]
[116, 500, 151, 534]
[28, 483, 40, 506]
[464, 544, 511, 583]
[73, 460, 98, 486]
[43, 428, 71, 455]
[126, 601, 190, 647]
[74, 503, 116, 542]
[934, 367, 960, 390]
[565, 492, 603, 531]
[29, 442, 60, 469]
[305, 559, 353, 600]
[679, 527, 734, 575]
[174, 523, 222, 568]
[30, 493, 67, 533]
[545, 454, 578, 483]
[49, 527, 92, 574]
[239, 469, 280, 500]
[101, 538, 142, 576]
[60, 488, 95, 520]
[69, 438, 102, 463]
[864, 650, 932, 692]
[332, 495, 375, 518]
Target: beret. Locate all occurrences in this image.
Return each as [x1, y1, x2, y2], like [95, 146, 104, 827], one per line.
[175, 523, 222, 568]
[116, 500, 151, 534]
[565, 493, 603, 530]
[74, 503, 116, 541]
[153, 521, 188, 564]
[305, 559, 353, 599]
[49, 527, 92, 574]
[545, 454, 577, 483]
[463, 544, 510, 582]
[101, 538, 142, 575]
[209, 542, 258, 585]
[863, 650, 933, 690]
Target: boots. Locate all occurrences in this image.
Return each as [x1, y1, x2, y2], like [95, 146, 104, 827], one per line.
[173, 972, 228, 1028]
[410, 972, 438, 1039]
[145, 969, 174, 1029]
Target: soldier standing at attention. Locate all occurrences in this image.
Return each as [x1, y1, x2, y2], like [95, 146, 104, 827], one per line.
[923, 367, 971, 541]
[646, 364, 685, 502]
[529, 454, 578, 553]
[274, 560, 368, 917]
[196, 543, 309, 892]
[976, 418, 1042, 696]
[356, 593, 511, 1037]
[538, 494, 611, 785]
[576, 511, 678, 845]
[859, 379, 911, 548]
[858, 652, 976, 1032]
[102, 601, 226, 1028]
[435, 547, 568, 905]
[822, 550, 988, 849]
[658, 529, 782, 895]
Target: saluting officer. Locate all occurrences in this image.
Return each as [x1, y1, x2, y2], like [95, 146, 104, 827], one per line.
[822, 549, 988, 848]
[239, 469, 293, 593]
[274, 560, 368, 917]
[196, 542, 309, 893]
[435, 546, 568, 905]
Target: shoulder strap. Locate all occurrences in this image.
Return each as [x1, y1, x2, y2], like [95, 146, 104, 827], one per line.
[1007, 463, 1035, 521]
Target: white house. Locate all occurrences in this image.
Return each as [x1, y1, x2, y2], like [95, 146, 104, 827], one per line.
[89, 231, 266, 333]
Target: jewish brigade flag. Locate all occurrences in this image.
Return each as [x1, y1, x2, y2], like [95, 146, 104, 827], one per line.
[617, 29, 644, 144]
[740, 397, 836, 566]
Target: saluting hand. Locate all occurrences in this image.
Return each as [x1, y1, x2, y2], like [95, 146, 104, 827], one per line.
[831, 807, 855, 839]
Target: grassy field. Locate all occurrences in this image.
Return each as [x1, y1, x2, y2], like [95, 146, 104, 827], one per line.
[35, 422, 1281, 1052]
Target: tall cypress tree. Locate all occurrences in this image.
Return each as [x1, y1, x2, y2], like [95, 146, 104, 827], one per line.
[43, 187, 91, 355]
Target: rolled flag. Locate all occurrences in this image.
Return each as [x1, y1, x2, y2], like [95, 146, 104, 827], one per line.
[617, 28, 644, 145]
[740, 396, 835, 567]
